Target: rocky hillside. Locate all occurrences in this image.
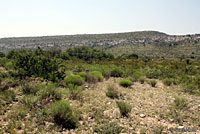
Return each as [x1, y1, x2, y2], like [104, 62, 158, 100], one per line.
[1, 31, 200, 57]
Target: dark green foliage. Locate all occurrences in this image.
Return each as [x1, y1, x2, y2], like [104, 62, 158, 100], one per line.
[119, 79, 132, 87]
[149, 80, 157, 87]
[0, 52, 5, 58]
[163, 78, 173, 86]
[51, 100, 79, 129]
[106, 85, 119, 99]
[94, 122, 124, 134]
[145, 69, 162, 79]
[139, 77, 145, 84]
[62, 46, 114, 61]
[116, 101, 132, 117]
[12, 49, 64, 81]
[65, 75, 84, 86]
[86, 71, 103, 83]
[127, 53, 139, 59]
[111, 68, 124, 77]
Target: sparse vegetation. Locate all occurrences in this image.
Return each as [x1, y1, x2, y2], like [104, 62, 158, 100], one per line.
[119, 79, 132, 87]
[51, 100, 79, 129]
[149, 79, 157, 87]
[0, 46, 200, 133]
[116, 101, 132, 117]
[106, 85, 119, 99]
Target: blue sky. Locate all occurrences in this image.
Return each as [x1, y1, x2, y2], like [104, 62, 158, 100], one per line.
[0, 0, 200, 38]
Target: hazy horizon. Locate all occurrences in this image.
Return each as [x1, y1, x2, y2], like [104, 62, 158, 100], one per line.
[0, 0, 200, 38]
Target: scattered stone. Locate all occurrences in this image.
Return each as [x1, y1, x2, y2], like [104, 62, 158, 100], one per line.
[139, 114, 146, 118]
[107, 102, 111, 105]
[178, 126, 184, 129]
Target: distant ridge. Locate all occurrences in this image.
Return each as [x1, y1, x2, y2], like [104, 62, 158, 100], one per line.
[0, 31, 200, 57]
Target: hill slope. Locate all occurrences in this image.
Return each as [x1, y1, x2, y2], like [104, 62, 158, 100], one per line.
[0, 31, 200, 57]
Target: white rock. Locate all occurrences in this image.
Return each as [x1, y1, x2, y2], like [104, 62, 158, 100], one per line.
[139, 114, 146, 118]
[178, 126, 184, 129]
[107, 102, 111, 105]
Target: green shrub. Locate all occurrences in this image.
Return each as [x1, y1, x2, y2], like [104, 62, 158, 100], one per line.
[51, 100, 79, 129]
[21, 95, 39, 108]
[116, 101, 132, 117]
[86, 71, 103, 83]
[119, 79, 132, 87]
[0, 90, 16, 104]
[101, 69, 111, 79]
[68, 84, 83, 100]
[106, 85, 119, 99]
[0, 78, 18, 91]
[4, 61, 13, 70]
[139, 77, 145, 84]
[111, 68, 124, 77]
[149, 79, 157, 87]
[163, 78, 173, 86]
[78, 72, 87, 80]
[0, 52, 5, 58]
[173, 96, 188, 110]
[37, 84, 62, 101]
[65, 75, 84, 86]
[145, 69, 162, 79]
[132, 71, 143, 82]
[8, 105, 28, 120]
[22, 83, 39, 95]
[184, 83, 197, 94]
[13, 49, 64, 81]
[94, 122, 125, 134]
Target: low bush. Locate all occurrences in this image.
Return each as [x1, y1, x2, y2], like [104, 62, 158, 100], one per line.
[78, 72, 87, 80]
[65, 75, 84, 86]
[106, 85, 119, 99]
[116, 101, 132, 117]
[145, 69, 162, 79]
[22, 83, 39, 95]
[119, 79, 132, 87]
[110, 68, 124, 77]
[173, 96, 188, 110]
[86, 71, 103, 83]
[94, 121, 125, 134]
[0, 90, 16, 104]
[163, 78, 173, 86]
[68, 84, 83, 100]
[139, 77, 145, 84]
[37, 84, 62, 101]
[21, 95, 39, 108]
[149, 79, 157, 87]
[51, 100, 79, 129]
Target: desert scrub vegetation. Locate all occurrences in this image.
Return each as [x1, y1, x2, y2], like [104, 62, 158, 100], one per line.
[119, 79, 132, 87]
[65, 74, 84, 86]
[116, 101, 132, 117]
[94, 121, 125, 134]
[148, 79, 157, 87]
[67, 84, 83, 100]
[1, 47, 200, 133]
[51, 100, 79, 129]
[86, 71, 103, 83]
[163, 78, 173, 86]
[106, 85, 119, 99]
